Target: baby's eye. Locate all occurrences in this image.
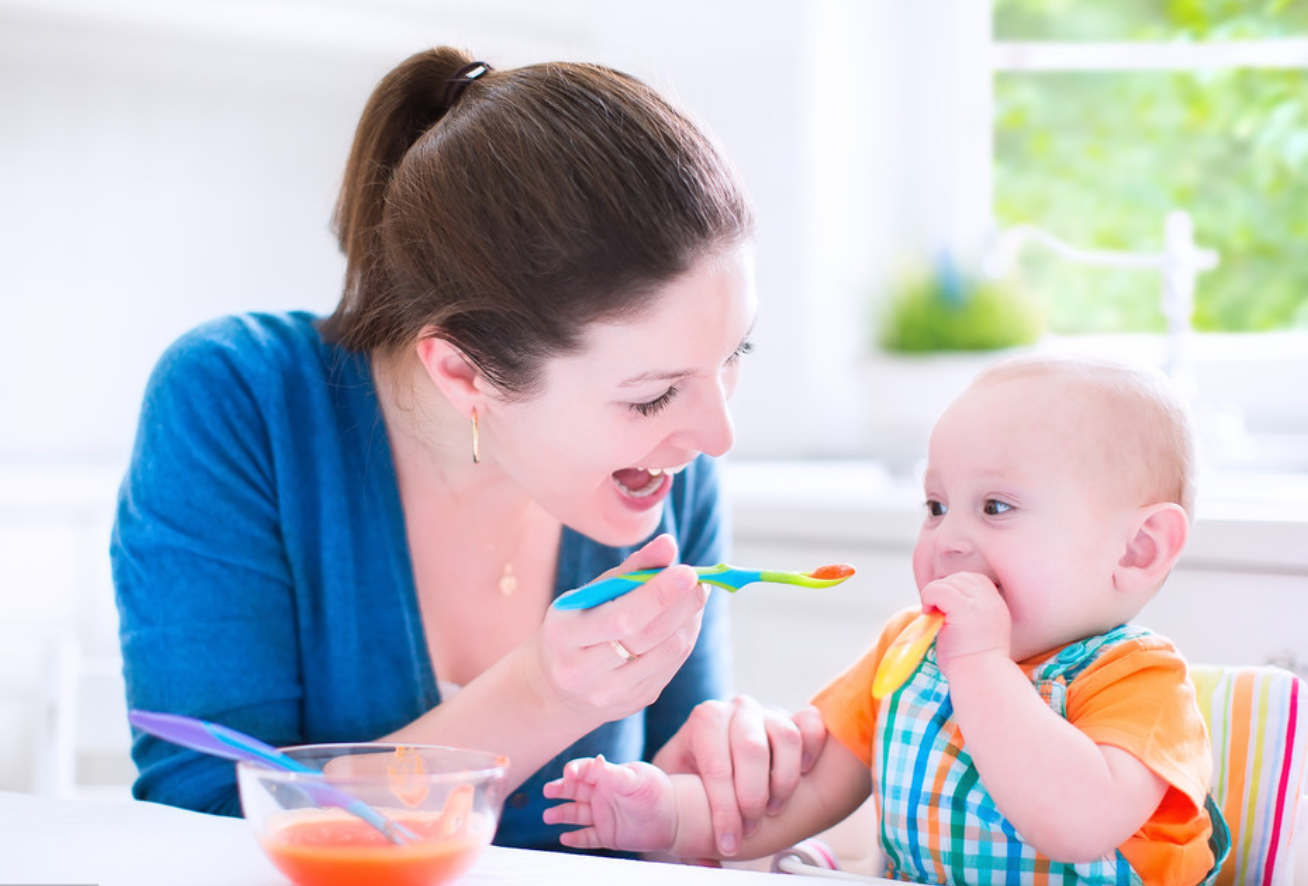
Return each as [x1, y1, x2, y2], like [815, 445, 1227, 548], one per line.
[983, 499, 1013, 516]
[925, 499, 947, 517]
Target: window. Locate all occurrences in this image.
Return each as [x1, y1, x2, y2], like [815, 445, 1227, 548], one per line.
[992, 1, 1308, 335]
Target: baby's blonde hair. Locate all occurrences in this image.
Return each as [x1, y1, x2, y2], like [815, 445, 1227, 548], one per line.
[971, 354, 1197, 519]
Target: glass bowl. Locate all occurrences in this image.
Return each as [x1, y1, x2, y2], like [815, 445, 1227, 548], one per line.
[237, 743, 508, 886]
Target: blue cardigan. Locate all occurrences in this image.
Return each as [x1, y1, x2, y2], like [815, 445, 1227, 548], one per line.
[111, 312, 733, 851]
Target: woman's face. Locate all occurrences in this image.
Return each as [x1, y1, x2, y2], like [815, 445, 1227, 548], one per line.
[482, 245, 757, 546]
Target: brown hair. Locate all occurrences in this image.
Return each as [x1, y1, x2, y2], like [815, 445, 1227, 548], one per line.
[321, 47, 754, 397]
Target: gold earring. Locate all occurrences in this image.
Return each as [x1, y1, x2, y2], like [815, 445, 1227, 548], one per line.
[471, 409, 481, 464]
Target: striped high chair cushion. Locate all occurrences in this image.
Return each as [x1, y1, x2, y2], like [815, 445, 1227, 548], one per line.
[1190, 664, 1307, 886]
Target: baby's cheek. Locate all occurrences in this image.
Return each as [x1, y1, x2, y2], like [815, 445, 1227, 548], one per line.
[910, 537, 934, 591]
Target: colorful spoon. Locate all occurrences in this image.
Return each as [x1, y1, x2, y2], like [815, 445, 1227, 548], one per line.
[871, 611, 945, 699]
[128, 709, 417, 845]
[553, 563, 855, 611]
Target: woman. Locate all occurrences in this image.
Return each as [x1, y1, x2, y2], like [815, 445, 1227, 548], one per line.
[111, 47, 817, 856]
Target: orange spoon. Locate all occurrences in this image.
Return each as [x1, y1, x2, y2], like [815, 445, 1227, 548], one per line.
[872, 611, 944, 698]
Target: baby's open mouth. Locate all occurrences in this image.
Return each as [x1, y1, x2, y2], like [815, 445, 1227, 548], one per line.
[612, 463, 688, 497]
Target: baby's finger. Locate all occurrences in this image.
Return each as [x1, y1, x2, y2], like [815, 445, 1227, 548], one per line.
[558, 827, 604, 850]
[542, 799, 592, 828]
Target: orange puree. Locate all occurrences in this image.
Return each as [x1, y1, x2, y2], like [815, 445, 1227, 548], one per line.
[262, 814, 489, 886]
[809, 563, 855, 579]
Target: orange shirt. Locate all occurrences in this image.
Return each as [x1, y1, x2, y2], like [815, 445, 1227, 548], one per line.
[813, 610, 1217, 886]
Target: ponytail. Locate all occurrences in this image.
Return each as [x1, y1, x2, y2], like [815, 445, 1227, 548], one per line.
[327, 47, 478, 343]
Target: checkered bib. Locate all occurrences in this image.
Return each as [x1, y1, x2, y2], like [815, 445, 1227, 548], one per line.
[873, 624, 1227, 885]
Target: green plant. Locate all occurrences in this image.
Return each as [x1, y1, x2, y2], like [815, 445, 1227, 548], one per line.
[878, 259, 1045, 353]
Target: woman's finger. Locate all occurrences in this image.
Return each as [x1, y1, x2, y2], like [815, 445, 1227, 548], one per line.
[723, 697, 777, 828]
[791, 705, 828, 774]
[670, 699, 745, 856]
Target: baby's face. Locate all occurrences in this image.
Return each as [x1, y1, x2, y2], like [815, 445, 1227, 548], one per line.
[911, 375, 1140, 660]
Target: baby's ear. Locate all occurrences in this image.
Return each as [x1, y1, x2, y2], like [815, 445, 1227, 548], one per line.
[1113, 503, 1189, 595]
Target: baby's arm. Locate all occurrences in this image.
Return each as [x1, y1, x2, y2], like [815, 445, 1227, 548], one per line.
[926, 573, 1168, 862]
[544, 735, 870, 860]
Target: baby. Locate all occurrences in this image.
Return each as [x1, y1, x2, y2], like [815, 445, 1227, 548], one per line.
[544, 355, 1230, 885]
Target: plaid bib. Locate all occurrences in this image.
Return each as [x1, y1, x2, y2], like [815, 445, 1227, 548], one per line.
[873, 624, 1225, 885]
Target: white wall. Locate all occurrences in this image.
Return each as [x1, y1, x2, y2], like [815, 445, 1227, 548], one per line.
[5, 0, 1301, 799]
[0, 0, 992, 470]
[0, 0, 994, 795]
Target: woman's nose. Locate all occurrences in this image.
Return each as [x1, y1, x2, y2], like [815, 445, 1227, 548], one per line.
[682, 382, 735, 457]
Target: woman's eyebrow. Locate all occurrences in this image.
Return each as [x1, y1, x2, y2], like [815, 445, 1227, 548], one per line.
[620, 368, 691, 387]
[618, 326, 755, 387]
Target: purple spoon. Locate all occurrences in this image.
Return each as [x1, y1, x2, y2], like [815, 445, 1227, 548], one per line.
[128, 709, 417, 844]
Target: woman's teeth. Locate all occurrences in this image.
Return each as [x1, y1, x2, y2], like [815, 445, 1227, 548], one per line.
[613, 464, 687, 497]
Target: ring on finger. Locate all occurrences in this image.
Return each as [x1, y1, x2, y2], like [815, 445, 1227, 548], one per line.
[609, 639, 639, 664]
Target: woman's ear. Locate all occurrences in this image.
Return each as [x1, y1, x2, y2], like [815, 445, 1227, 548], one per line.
[1113, 502, 1190, 595]
[414, 332, 482, 417]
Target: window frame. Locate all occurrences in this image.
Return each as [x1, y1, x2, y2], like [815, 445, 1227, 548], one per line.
[986, 27, 1308, 468]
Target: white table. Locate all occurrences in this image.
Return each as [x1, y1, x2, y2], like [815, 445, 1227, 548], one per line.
[0, 791, 884, 885]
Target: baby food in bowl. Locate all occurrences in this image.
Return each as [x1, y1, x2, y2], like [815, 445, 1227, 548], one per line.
[237, 743, 508, 886]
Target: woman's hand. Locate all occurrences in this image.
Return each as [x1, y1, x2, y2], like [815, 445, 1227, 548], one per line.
[533, 533, 710, 726]
[652, 697, 826, 857]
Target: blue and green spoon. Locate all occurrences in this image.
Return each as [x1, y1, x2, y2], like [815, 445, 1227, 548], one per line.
[553, 562, 855, 611]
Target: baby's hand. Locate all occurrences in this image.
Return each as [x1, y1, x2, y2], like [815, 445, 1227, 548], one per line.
[920, 571, 1011, 672]
[542, 755, 678, 853]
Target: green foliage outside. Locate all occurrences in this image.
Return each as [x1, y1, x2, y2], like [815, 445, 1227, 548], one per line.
[993, 0, 1308, 333]
[879, 259, 1045, 352]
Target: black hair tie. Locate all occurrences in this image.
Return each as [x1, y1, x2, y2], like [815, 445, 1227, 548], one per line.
[443, 61, 491, 108]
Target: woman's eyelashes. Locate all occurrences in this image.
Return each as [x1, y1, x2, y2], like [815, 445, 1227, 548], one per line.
[631, 386, 680, 416]
[629, 341, 754, 417]
[728, 340, 754, 364]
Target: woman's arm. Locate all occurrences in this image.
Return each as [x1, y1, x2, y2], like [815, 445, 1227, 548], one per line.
[381, 535, 712, 792]
[114, 318, 714, 814]
[113, 321, 306, 816]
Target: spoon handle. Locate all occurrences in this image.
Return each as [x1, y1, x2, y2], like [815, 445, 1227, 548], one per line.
[129, 710, 313, 771]
[128, 710, 415, 844]
[552, 574, 652, 610]
[552, 564, 771, 611]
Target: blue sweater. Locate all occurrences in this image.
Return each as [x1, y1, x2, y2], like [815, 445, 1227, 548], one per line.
[111, 312, 732, 850]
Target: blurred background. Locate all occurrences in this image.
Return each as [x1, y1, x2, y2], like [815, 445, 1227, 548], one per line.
[1, 0, 1305, 799]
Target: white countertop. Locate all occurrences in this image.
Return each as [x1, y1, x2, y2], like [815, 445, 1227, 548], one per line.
[0, 791, 864, 886]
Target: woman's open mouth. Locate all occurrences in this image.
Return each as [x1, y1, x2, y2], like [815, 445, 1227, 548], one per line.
[611, 463, 689, 501]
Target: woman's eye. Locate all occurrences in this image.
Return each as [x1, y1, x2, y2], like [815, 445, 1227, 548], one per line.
[925, 499, 947, 517]
[984, 499, 1014, 516]
[631, 386, 680, 417]
[726, 340, 755, 365]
